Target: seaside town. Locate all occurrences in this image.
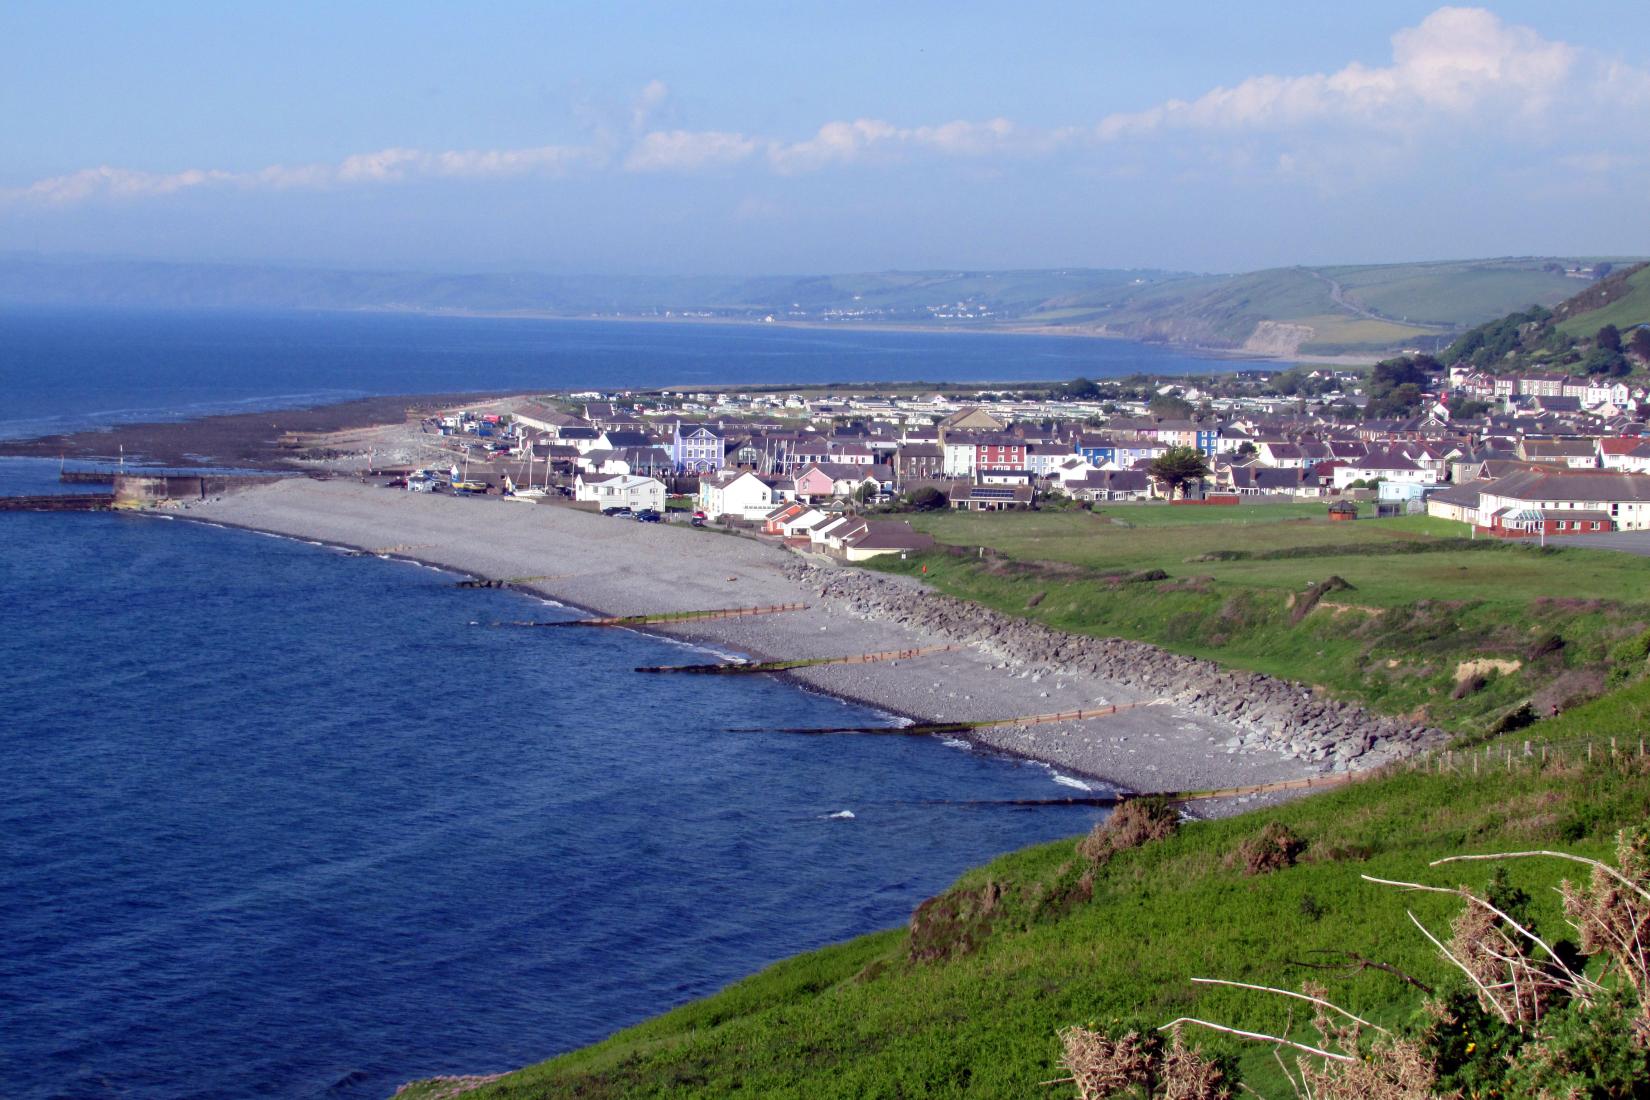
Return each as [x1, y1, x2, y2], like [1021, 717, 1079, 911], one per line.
[384, 344, 1650, 562]
[15, 5, 1650, 1097]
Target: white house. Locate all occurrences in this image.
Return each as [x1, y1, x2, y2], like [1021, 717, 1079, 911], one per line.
[1052, 456, 1104, 487]
[941, 437, 978, 477]
[574, 473, 666, 512]
[1330, 451, 1441, 490]
[697, 470, 774, 520]
[1476, 469, 1650, 533]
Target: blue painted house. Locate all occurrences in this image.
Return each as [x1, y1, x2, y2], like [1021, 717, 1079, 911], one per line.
[672, 422, 726, 474]
[1074, 434, 1116, 466]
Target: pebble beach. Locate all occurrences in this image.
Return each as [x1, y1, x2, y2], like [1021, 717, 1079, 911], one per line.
[187, 478, 1361, 803]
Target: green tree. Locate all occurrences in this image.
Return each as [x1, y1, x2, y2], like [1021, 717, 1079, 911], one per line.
[904, 486, 947, 511]
[1583, 347, 1628, 376]
[1598, 323, 1622, 352]
[1146, 446, 1211, 500]
[1148, 394, 1195, 420]
[1631, 326, 1650, 360]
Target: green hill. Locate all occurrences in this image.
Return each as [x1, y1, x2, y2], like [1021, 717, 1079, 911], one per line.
[1017, 258, 1613, 357]
[1554, 262, 1650, 338]
[1441, 260, 1650, 374]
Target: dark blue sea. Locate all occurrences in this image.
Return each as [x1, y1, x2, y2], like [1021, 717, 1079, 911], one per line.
[0, 310, 1143, 1100]
[0, 306, 1239, 440]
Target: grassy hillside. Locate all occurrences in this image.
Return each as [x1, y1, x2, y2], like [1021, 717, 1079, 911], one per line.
[394, 685, 1650, 1099]
[1320, 259, 1591, 328]
[1554, 262, 1650, 338]
[1019, 259, 1605, 356]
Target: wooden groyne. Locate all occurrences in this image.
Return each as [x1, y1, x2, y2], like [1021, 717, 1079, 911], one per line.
[635, 643, 960, 675]
[926, 770, 1358, 809]
[725, 700, 1150, 737]
[0, 494, 114, 512]
[497, 603, 809, 628]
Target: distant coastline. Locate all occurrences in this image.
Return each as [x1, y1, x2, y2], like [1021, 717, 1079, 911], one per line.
[329, 303, 1378, 366]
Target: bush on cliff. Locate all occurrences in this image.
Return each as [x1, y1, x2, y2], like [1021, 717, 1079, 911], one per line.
[1076, 796, 1179, 865]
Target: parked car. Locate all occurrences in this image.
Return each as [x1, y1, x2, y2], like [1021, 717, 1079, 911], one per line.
[602, 506, 634, 517]
[635, 509, 662, 523]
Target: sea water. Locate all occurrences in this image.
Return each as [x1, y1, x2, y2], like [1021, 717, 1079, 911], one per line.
[0, 512, 1103, 1099]
[0, 306, 1239, 440]
[0, 309, 1147, 1097]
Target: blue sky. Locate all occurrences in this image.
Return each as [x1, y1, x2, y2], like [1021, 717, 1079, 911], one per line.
[3, 2, 1647, 274]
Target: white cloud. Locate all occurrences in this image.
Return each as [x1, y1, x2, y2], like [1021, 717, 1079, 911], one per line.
[8, 8, 1647, 207]
[1095, 6, 1589, 141]
[10, 165, 238, 203]
[4, 143, 601, 204]
[766, 116, 1042, 173]
[624, 130, 758, 173]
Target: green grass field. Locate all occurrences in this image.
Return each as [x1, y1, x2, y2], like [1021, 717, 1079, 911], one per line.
[396, 684, 1650, 1099]
[902, 506, 1649, 607]
[883, 504, 1650, 730]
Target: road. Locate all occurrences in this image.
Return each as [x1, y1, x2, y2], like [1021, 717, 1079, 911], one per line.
[1302, 268, 1455, 332]
[1564, 530, 1650, 556]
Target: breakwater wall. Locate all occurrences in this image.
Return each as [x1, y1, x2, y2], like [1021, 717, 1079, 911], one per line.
[0, 494, 114, 512]
[789, 561, 1446, 771]
[112, 473, 294, 505]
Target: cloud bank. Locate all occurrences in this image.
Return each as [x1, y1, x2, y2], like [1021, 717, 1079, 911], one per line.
[7, 7, 1645, 208]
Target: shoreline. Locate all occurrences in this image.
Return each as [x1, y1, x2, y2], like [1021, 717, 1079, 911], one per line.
[172, 478, 1373, 808]
[159, 506, 1094, 781]
[0, 391, 521, 466]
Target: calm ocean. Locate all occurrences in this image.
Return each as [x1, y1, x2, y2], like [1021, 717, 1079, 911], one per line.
[0, 309, 1189, 1099]
[0, 306, 1236, 440]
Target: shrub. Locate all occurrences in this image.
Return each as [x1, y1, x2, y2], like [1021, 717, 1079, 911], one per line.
[1076, 797, 1180, 865]
[1057, 1026, 1233, 1100]
[905, 486, 947, 512]
[1525, 631, 1566, 662]
[1451, 673, 1487, 700]
[1235, 822, 1307, 875]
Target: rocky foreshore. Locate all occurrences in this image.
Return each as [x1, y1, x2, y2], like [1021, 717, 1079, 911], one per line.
[784, 561, 1447, 772]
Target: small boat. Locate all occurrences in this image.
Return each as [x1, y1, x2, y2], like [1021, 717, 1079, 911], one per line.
[502, 474, 545, 501]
